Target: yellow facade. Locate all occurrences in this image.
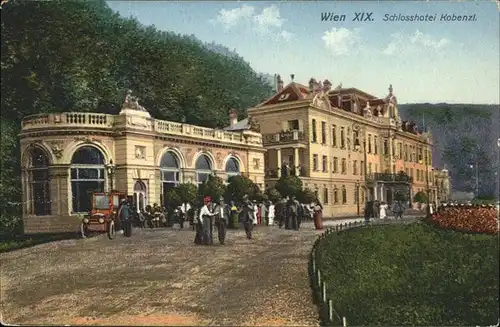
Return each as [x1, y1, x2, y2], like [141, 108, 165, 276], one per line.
[19, 106, 265, 233]
[248, 79, 448, 217]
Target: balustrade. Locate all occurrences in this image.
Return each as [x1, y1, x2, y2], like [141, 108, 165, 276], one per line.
[21, 112, 262, 147]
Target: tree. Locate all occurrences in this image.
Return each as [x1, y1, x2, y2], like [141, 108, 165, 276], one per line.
[264, 188, 281, 203]
[299, 188, 316, 204]
[413, 191, 428, 204]
[0, 0, 272, 235]
[197, 175, 226, 206]
[164, 188, 182, 209]
[176, 183, 197, 204]
[274, 175, 303, 199]
[225, 175, 259, 203]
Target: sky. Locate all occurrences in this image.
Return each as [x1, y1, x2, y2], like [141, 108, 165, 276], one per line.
[107, 1, 499, 104]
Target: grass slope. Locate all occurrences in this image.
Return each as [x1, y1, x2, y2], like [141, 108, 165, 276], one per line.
[315, 222, 499, 326]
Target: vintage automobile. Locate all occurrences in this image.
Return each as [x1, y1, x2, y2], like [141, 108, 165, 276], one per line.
[80, 191, 127, 239]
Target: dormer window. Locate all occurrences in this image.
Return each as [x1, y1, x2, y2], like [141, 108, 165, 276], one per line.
[278, 93, 290, 101]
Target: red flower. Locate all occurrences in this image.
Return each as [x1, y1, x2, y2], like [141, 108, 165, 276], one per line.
[427, 206, 499, 235]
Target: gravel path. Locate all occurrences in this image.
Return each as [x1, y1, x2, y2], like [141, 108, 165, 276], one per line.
[1, 220, 362, 326]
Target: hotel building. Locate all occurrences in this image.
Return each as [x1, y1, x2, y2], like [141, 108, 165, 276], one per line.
[244, 75, 450, 217]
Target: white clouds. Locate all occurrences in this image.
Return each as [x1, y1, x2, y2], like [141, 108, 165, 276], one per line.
[254, 5, 285, 31]
[322, 28, 361, 56]
[210, 4, 293, 42]
[383, 30, 450, 55]
[209, 5, 255, 29]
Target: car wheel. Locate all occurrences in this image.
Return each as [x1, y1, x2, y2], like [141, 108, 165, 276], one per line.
[80, 223, 88, 238]
[107, 220, 116, 239]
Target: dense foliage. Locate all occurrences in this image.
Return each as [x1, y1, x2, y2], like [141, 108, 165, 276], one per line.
[426, 205, 499, 235]
[0, 0, 272, 235]
[413, 191, 428, 203]
[275, 175, 303, 199]
[197, 175, 226, 206]
[225, 175, 262, 203]
[399, 103, 499, 198]
[314, 223, 499, 326]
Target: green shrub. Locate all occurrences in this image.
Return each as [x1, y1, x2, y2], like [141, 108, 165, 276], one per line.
[314, 222, 499, 326]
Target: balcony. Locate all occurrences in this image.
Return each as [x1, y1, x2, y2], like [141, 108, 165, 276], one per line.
[265, 166, 308, 178]
[263, 130, 305, 145]
[366, 172, 413, 184]
[20, 112, 262, 146]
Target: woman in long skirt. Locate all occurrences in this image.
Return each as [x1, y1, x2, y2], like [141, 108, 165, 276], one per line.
[313, 198, 324, 230]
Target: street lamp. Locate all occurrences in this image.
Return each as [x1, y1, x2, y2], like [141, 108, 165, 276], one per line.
[468, 156, 479, 197]
[419, 158, 431, 218]
[355, 180, 360, 216]
[105, 159, 116, 192]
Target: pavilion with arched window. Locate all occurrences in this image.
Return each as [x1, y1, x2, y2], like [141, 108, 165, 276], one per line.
[27, 147, 51, 216]
[70, 146, 106, 213]
[195, 154, 213, 184]
[225, 157, 240, 181]
[160, 151, 181, 203]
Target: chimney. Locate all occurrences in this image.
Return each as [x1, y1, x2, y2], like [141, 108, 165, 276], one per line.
[228, 109, 238, 127]
[276, 74, 284, 92]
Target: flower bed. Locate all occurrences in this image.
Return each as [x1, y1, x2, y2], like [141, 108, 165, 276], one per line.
[427, 204, 499, 235]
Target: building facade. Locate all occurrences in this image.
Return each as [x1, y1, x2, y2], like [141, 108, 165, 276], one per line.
[19, 96, 265, 233]
[247, 75, 449, 217]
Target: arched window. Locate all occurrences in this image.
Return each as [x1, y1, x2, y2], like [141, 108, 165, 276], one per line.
[196, 154, 212, 184]
[133, 180, 147, 212]
[71, 146, 105, 213]
[225, 157, 240, 181]
[160, 151, 180, 199]
[28, 147, 51, 216]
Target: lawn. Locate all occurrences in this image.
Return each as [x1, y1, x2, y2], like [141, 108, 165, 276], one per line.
[314, 221, 499, 326]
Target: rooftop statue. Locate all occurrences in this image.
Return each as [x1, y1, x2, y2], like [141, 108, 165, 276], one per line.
[122, 89, 148, 112]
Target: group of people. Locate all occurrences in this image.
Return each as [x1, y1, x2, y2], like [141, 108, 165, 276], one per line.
[114, 194, 326, 242]
[192, 194, 326, 246]
[363, 200, 407, 222]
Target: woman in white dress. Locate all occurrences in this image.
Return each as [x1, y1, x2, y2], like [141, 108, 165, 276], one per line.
[379, 201, 389, 219]
[252, 202, 258, 226]
[267, 201, 275, 226]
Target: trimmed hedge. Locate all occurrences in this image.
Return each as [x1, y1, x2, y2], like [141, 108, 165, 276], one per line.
[314, 222, 499, 326]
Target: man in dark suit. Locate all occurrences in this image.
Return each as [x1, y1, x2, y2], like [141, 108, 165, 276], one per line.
[118, 199, 132, 237]
[213, 197, 230, 245]
[241, 195, 255, 239]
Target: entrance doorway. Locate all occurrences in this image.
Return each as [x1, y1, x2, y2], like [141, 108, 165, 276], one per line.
[133, 180, 147, 212]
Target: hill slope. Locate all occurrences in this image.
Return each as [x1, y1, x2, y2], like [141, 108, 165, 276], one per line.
[398, 103, 499, 196]
[0, 0, 272, 233]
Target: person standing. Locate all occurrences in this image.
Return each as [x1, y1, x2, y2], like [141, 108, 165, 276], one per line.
[286, 195, 300, 230]
[118, 199, 132, 237]
[199, 196, 216, 245]
[241, 195, 255, 239]
[392, 200, 404, 220]
[179, 201, 191, 229]
[379, 201, 388, 220]
[229, 201, 239, 229]
[364, 199, 373, 223]
[372, 200, 380, 220]
[252, 201, 258, 226]
[260, 201, 268, 226]
[276, 197, 287, 228]
[313, 198, 324, 230]
[213, 197, 230, 245]
[267, 200, 275, 226]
